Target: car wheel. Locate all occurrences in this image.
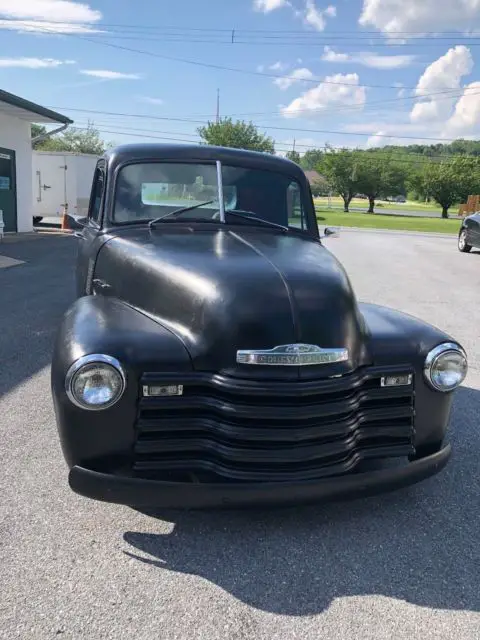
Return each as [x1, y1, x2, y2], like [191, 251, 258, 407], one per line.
[458, 229, 472, 253]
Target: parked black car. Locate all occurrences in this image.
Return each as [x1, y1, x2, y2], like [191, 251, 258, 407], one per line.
[458, 212, 480, 252]
[51, 143, 468, 509]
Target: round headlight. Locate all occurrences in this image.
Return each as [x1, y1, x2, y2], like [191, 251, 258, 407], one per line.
[66, 354, 126, 410]
[424, 343, 467, 392]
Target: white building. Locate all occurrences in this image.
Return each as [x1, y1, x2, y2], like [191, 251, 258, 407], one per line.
[0, 89, 72, 232]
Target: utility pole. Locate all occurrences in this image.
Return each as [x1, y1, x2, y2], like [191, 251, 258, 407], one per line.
[292, 138, 296, 153]
[216, 89, 220, 123]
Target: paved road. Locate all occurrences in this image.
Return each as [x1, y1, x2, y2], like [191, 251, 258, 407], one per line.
[1, 231, 479, 639]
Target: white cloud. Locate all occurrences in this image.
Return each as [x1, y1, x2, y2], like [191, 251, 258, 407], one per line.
[274, 67, 314, 90]
[322, 46, 350, 62]
[254, 0, 336, 32]
[0, 57, 75, 68]
[321, 46, 415, 69]
[410, 46, 473, 123]
[137, 96, 164, 106]
[257, 61, 288, 72]
[0, 0, 102, 33]
[282, 73, 366, 117]
[80, 69, 141, 80]
[343, 121, 436, 136]
[359, 0, 480, 36]
[444, 82, 480, 136]
[303, 0, 336, 30]
[365, 131, 391, 148]
[356, 53, 415, 69]
[364, 132, 433, 148]
[253, 0, 287, 12]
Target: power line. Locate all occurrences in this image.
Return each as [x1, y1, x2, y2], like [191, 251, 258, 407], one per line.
[48, 105, 480, 143]
[28, 23, 457, 92]
[209, 87, 478, 120]
[4, 17, 480, 36]
[47, 82, 479, 122]
[43, 31, 480, 48]
[68, 121, 480, 164]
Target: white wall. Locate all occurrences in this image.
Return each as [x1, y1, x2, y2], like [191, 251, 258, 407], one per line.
[0, 112, 33, 232]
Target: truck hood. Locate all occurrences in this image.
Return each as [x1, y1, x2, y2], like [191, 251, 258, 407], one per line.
[96, 227, 372, 378]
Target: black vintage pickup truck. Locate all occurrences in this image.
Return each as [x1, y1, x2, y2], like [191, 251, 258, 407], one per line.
[51, 143, 467, 508]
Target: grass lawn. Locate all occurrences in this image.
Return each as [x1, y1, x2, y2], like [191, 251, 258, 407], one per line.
[314, 196, 452, 215]
[315, 208, 462, 234]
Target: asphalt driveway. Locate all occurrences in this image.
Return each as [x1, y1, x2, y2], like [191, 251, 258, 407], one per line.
[0, 230, 479, 639]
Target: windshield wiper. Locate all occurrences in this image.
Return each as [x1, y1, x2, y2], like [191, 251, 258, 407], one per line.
[224, 209, 288, 232]
[148, 200, 215, 228]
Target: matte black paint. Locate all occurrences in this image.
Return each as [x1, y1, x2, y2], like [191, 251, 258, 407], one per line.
[68, 444, 451, 509]
[51, 143, 466, 507]
[92, 227, 371, 378]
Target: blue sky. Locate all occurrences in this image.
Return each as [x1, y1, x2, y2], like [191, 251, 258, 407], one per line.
[1, 0, 480, 154]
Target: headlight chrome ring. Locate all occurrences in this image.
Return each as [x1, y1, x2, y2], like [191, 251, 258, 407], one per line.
[65, 354, 126, 410]
[424, 342, 468, 392]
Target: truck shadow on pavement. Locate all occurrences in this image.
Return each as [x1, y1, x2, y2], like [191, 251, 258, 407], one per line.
[123, 385, 480, 616]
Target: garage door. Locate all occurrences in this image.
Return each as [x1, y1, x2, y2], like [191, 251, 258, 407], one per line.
[0, 147, 17, 232]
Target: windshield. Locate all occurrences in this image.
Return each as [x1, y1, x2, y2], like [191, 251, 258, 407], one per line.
[113, 161, 310, 231]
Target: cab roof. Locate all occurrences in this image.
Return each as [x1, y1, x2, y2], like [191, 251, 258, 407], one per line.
[103, 143, 306, 179]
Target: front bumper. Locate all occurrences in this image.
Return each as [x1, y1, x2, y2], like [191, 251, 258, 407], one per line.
[69, 444, 451, 509]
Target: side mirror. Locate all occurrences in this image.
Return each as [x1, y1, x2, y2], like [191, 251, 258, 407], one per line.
[73, 216, 87, 228]
[68, 215, 87, 238]
[323, 226, 340, 238]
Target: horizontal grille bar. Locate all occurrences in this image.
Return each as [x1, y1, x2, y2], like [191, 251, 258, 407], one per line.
[134, 366, 415, 483]
[133, 444, 415, 483]
[136, 406, 413, 443]
[140, 365, 411, 398]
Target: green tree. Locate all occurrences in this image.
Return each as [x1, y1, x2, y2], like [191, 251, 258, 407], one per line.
[319, 149, 360, 212]
[285, 149, 301, 164]
[197, 118, 275, 153]
[309, 175, 329, 197]
[31, 124, 48, 142]
[300, 148, 324, 171]
[356, 153, 406, 213]
[32, 123, 106, 154]
[414, 157, 480, 218]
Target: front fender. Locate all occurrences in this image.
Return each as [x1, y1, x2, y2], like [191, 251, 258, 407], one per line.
[360, 302, 464, 451]
[51, 295, 192, 468]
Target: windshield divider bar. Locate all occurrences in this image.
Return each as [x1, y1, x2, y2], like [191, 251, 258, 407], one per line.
[216, 160, 226, 224]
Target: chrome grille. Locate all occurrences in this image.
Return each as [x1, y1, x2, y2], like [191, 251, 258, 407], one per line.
[133, 367, 415, 483]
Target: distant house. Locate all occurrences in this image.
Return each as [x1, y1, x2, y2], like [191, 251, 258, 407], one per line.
[0, 89, 72, 232]
[304, 170, 328, 195]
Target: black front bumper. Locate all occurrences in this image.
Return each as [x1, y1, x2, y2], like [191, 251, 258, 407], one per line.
[68, 444, 451, 509]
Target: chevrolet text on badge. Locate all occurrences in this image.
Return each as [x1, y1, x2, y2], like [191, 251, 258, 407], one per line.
[236, 344, 349, 366]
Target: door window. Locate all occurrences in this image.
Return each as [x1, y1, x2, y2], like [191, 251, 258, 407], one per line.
[89, 167, 105, 224]
[287, 181, 306, 230]
[0, 152, 13, 191]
